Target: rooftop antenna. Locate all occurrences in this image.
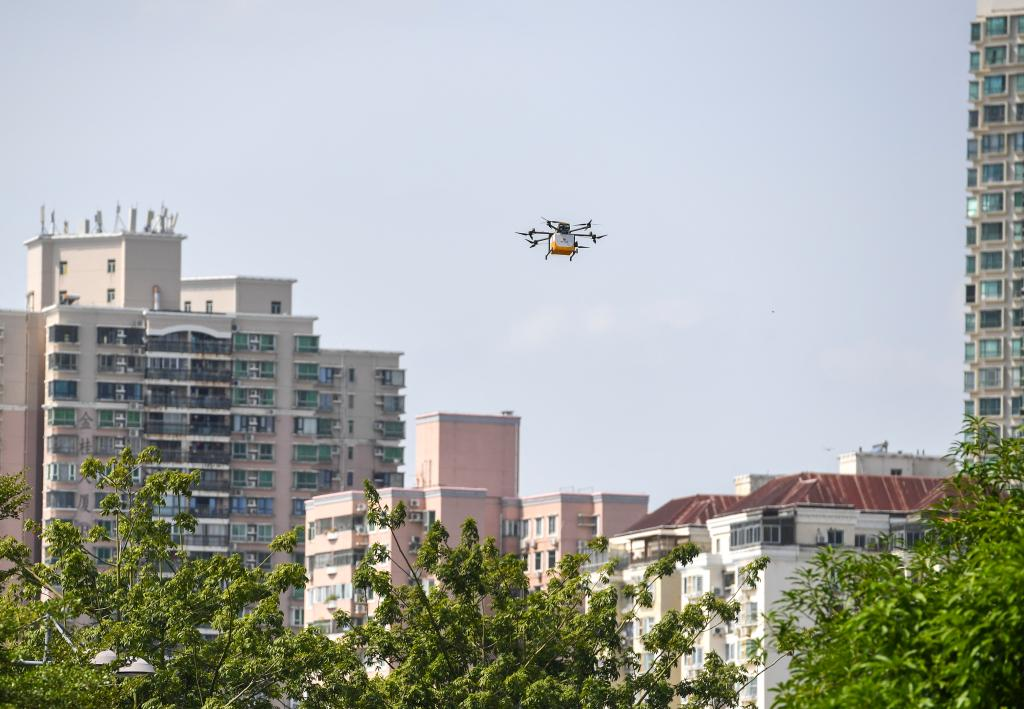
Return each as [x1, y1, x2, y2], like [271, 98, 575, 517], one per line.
[84, 219, 90, 234]
[145, 209, 154, 232]
[49, 210, 55, 235]
[114, 203, 126, 232]
[94, 210, 103, 233]
[39, 205, 45, 235]
[158, 203, 166, 233]
[62, 220, 69, 234]
[129, 206, 137, 233]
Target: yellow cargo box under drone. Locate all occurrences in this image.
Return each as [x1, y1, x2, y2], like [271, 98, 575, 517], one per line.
[515, 219, 606, 261]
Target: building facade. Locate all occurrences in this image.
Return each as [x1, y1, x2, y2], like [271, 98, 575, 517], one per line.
[600, 474, 947, 708]
[0, 210, 405, 628]
[304, 412, 649, 635]
[965, 0, 1024, 433]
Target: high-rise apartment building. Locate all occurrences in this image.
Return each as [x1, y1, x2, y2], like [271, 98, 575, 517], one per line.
[0, 208, 405, 627]
[965, 1, 1024, 431]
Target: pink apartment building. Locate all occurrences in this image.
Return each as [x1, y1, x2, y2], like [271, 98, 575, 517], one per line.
[304, 412, 649, 633]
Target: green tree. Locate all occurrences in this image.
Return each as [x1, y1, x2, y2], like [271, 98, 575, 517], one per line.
[0, 447, 351, 708]
[768, 419, 1024, 708]
[316, 482, 769, 708]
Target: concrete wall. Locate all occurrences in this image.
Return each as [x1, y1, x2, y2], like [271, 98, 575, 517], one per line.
[415, 412, 519, 498]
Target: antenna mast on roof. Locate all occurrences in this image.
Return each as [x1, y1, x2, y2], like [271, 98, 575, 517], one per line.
[39, 205, 45, 235]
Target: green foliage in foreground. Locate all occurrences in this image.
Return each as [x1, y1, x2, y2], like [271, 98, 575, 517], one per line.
[768, 418, 1024, 708]
[0, 446, 767, 708]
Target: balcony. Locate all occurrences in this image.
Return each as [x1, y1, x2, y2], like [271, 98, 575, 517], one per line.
[194, 470, 232, 491]
[146, 422, 189, 435]
[190, 423, 231, 437]
[147, 339, 232, 354]
[145, 393, 231, 409]
[187, 450, 231, 465]
[146, 368, 232, 383]
[175, 533, 230, 547]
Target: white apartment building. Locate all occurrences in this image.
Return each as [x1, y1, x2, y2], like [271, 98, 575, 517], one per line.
[603, 473, 947, 708]
[0, 207, 405, 627]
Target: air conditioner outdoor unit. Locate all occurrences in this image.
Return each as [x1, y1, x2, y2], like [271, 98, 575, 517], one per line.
[356, 503, 367, 512]
[408, 512, 423, 522]
[409, 499, 421, 509]
[248, 451, 260, 461]
[549, 537, 558, 547]
[354, 603, 367, 615]
[713, 587, 723, 597]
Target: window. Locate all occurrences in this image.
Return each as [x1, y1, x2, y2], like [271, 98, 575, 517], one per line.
[46, 491, 76, 509]
[232, 388, 275, 407]
[966, 342, 976, 362]
[379, 396, 404, 414]
[985, 104, 1006, 123]
[981, 338, 1003, 358]
[46, 462, 77, 481]
[47, 352, 78, 371]
[966, 312, 976, 332]
[1012, 132, 1024, 152]
[981, 251, 1004, 269]
[981, 309, 1004, 328]
[58, 260, 68, 275]
[979, 397, 1002, 416]
[295, 362, 318, 380]
[295, 390, 318, 408]
[971, 51, 980, 71]
[348, 419, 354, 434]
[48, 325, 79, 343]
[205, 300, 213, 313]
[293, 471, 319, 490]
[980, 367, 1003, 388]
[965, 400, 976, 416]
[295, 335, 320, 353]
[987, 16, 1008, 36]
[349, 368, 356, 383]
[547, 549, 556, 569]
[982, 222, 1004, 241]
[48, 408, 76, 426]
[232, 470, 274, 488]
[965, 370, 976, 391]
[291, 607, 304, 627]
[967, 284, 977, 304]
[97, 327, 144, 345]
[547, 515, 557, 534]
[231, 496, 274, 515]
[982, 193, 1005, 212]
[234, 360, 276, 379]
[231, 442, 275, 461]
[230, 523, 273, 542]
[967, 226, 977, 245]
[981, 133, 1005, 153]
[347, 446, 353, 460]
[96, 382, 142, 401]
[969, 109, 979, 128]
[47, 380, 78, 400]
[981, 281, 1004, 300]
[271, 301, 282, 314]
[971, 21, 981, 41]
[233, 332, 276, 352]
[184, 301, 191, 312]
[106, 258, 116, 273]
[535, 517, 542, 536]
[47, 434, 78, 454]
[97, 410, 140, 428]
[106, 289, 116, 303]
[967, 197, 978, 217]
[982, 165, 1005, 185]
[293, 444, 331, 463]
[967, 256, 977, 276]
[968, 168, 978, 187]
[1013, 396, 1023, 416]
[826, 528, 844, 546]
[986, 45, 1008, 65]
[970, 82, 980, 101]
[533, 551, 542, 571]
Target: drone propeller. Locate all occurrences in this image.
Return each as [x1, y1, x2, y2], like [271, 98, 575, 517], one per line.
[590, 234, 607, 243]
[516, 230, 534, 237]
[526, 239, 540, 248]
[574, 220, 592, 230]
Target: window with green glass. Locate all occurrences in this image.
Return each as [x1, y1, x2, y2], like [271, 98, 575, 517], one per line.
[981, 339, 1003, 358]
[972, 22, 982, 41]
[378, 446, 404, 464]
[966, 342, 976, 362]
[293, 471, 319, 490]
[295, 390, 318, 408]
[980, 309, 1003, 328]
[970, 81, 979, 100]
[968, 168, 977, 187]
[966, 313, 976, 333]
[295, 335, 320, 353]
[981, 251, 1004, 269]
[986, 45, 1008, 65]
[1014, 338, 1023, 358]
[232, 388, 275, 406]
[296, 363, 318, 380]
[1015, 192, 1024, 209]
[233, 333, 276, 352]
[985, 75, 1007, 95]
[97, 410, 141, 428]
[967, 226, 977, 245]
[982, 193, 1005, 212]
[970, 51, 980, 70]
[965, 371, 975, 391]
[981, 281, 1004, 300]
[965, 400, 975, 416]
[982, 164, 1004, 184]
[234, 360, 276, 379]
[231, 469, 274, 488]
[981, 222, 1003, 241]
[979, 397, 1002, 416]
[967, 197, 978, 217]
[967, 255, 977, 275]
[987, 16, 1008, 36]
[48, 408, 76, 426]
[317, 418, 334, 436]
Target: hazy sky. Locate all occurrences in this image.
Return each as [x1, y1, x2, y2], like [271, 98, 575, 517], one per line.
[0, 1, 975, 506]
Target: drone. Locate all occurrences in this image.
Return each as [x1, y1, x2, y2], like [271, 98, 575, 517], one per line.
[515, 219, 606, 261]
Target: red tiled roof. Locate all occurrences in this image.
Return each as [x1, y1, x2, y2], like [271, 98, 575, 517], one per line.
[724, 473, 949, 515]
[626, 494, 741, 533]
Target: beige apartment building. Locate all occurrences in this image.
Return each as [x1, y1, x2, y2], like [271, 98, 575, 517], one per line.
[0, 208, 404, 627]
[965, 0, 1024, 434]
[600, 472, 947, 708]
[304, 411, 649, 634]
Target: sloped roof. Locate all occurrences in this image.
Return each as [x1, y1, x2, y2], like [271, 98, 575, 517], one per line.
[724, 473, 948, 515]
[626, 494, 741, 533]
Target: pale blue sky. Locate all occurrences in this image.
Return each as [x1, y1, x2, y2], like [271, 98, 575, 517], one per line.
[0, 1, 974, 505]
